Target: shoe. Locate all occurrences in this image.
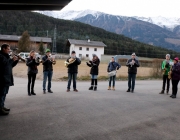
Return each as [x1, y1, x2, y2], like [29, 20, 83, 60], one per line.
[31, 91, 36, 95]
[74, 89, 78, 92]
[48, 90, 53, 93]
[127, 89, 130, 92]
[43, 90, 46, 94]
[131, 90, 134, 93]
[3, 107, 10, 112]
[112, 87, 115, 91]
[166, 90, 169, 95]
[0, 108, 9, 115]
[108, 86, 111, 90]
[67, 89, 70, 92]
[159, 90, 164, 94]
[89, 86, 93, 90]
[171, 95, 176, 98]
[94, 87, 97, 91]
[28, 92, 31, 96]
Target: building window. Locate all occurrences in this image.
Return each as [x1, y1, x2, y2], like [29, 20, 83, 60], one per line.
[94, 48, 97, 51]
[79, 54, 82, 58]
[86, 48, 89, 51]
[86, 54, 89, 57]
[79, 47, 82, 50]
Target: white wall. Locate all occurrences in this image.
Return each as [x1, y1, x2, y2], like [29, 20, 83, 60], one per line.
[70, 44, 104, 60]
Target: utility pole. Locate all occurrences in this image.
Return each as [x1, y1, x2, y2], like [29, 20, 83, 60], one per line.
[52, 26, 57, 54]
[47, 30, 48, 37]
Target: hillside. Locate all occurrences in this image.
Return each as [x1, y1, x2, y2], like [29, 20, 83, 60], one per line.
[0, 11, 179, 58]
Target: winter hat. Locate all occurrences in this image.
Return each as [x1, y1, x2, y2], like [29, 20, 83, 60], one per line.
[71, 51, 76, 54]
[166, 54, 170, 58]
[46, 49, 51, 53]
[132, 52, 136, 56]
[174, 57, 179, 62]
[92, 54, 97, 57]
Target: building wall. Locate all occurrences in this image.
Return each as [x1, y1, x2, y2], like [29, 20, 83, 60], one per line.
[70, 44, 104, 60]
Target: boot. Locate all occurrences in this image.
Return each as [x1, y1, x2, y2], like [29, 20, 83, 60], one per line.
[94, 86, 97, 91]
[0, 108, 9, 115]
[166, 90, 169, 95]
[108, 86, 111, 90]
[89, 86, 93, 90]
[28, 85, 31, 96]
[31, 90, 36, 95]
[171, 95, 176, 98]
[159, 90, 164, 94]
[112, 87, 115, 91]
[3, 107, 10, 112]
[126, 89, 130, 92]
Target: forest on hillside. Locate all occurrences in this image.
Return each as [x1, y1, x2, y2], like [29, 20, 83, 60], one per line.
[0, 11, 179, 58]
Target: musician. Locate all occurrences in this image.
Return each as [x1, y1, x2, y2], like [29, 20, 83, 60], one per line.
[42, 49, 54, 94]
[126, 53, 140, 93]
[159, 54, 172, 94]
[86, 54, 100, 91]
[170, 57, 180, 99]
[107, 57, 121, 90]
[26, 50, 40, 96]
[0, 44, 19, 115]
[66, 51, 81, 92]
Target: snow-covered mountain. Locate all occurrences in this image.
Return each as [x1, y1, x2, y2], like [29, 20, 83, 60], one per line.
[36, 10, 180, 31]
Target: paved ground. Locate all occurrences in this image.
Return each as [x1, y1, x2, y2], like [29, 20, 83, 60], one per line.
[1, 77, 180, 140]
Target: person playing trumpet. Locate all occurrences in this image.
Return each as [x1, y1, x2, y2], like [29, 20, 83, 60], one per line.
[66, 51, 81, 92]
[86, 54, 100, 91]
[159, 54, 172, 94]
[26, 50, 40, 96]
[42, 49, 55, 94]
[0, 43, 19, 115]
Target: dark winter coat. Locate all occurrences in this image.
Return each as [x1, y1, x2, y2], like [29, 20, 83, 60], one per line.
[87, 59, 100, 75]
[172, 62, 180, 80]
[107, 61, 121, 72]
[67, 57, 81, 73]
[0, 51, 18, 87]
[126, 58, 140, 74]
[42, 55, 53, 72]
[26, 56, 39, 74]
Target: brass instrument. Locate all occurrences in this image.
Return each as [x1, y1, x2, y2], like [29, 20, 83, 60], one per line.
[162, 68, 166, 75]
[35, 57, 42, 64]
[168, 65, 172, 79]
[9, 53, 26, 62]
[64, 57, 76, 67]
[49, 54, 56, 65]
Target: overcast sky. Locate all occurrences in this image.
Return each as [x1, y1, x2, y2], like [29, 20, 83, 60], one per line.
[62, 0, 180, 17]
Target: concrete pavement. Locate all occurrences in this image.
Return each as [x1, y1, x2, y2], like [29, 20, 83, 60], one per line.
[1, 77, 180, 140]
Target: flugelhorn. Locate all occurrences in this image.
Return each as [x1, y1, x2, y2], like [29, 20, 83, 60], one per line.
[9, 53, 26, 62]
[64, 57, 76, 67]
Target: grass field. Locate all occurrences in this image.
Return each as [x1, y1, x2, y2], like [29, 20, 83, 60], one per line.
[13, 59, 153, 81]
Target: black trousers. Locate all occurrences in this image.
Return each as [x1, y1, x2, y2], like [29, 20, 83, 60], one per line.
[162, 75, 170, 91]
[28, 74, 36, 93]
[172, 80, 179, 96]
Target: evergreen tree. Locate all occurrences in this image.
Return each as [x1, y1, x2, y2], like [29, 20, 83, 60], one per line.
[39, 40, 44, 55]
[18, 31, 31, 52]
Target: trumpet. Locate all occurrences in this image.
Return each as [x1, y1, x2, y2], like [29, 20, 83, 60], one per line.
[35, 57, 42, 64]
[48, 54, 56, 65]
[9, 53, 26, 62]
[64, 57, 76, 67]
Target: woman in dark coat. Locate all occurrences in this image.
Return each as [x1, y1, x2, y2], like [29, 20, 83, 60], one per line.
[26, 50, 40, 96]
[86, 54, 100, 91]
[170, 57, 180, 98]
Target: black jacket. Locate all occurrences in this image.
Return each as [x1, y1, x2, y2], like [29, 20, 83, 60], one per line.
[26, 57, 39, 74]
[42, 55, 53, 72]
[87, 59, 100, 75]
[67, 57, 81, 73]
[0, 51, 18, 87]
[126, 58, 140, 74]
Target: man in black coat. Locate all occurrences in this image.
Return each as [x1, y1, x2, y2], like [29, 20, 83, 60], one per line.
[0, 43, 19, 115]
[126, 53, 140, 93]
[66, 51, 81, 92]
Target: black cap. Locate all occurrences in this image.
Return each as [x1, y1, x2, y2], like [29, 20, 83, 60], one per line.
[71, 51, 76, 54]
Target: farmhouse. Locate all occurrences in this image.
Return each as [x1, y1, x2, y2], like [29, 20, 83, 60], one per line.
[67, 39, 107, 60]
[0, 34, 52, 50]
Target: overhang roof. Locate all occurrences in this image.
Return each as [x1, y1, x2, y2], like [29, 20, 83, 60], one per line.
[0, 0, 72, 10]
[0, 35, 52, 43]
[67, 39, 107, 47]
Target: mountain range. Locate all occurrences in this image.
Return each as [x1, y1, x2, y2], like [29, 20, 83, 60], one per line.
[37, 10, 180, 52]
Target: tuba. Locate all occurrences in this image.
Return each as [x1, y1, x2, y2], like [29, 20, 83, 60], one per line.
[64, 57, 76, 67]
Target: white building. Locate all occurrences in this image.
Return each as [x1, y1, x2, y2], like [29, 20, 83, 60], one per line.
[67, 39, 107, 60]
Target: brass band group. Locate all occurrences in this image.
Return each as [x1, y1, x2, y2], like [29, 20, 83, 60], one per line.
[0, 43, 180, 116]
